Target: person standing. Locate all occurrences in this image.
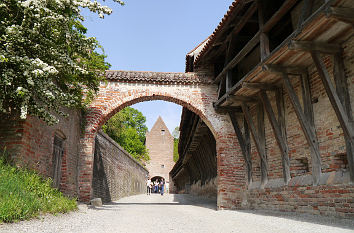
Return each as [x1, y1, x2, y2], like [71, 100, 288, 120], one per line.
[154, 180, 159, 193]
[146, 178, 151, 195]
[160, 178, 165, 196]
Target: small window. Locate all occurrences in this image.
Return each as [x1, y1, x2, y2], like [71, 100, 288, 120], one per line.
[161, 164, 165, 168]
[161, 129, 165, 135]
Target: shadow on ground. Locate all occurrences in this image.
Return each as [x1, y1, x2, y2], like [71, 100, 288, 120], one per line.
[236, 209, 354, 230]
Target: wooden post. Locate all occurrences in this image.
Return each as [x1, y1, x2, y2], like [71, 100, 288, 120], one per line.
[311, 52, 354, 145]
[228, 112, 253, 185]
[217, 78, 226, 99]
[242, 102, 268, 187]
[282, 73, 321, 185]
[275, 88, 291, 183]
[257, 0, 270, 60]
[259, 90, 291, 184]
[312, 52, 354, 181]
[334, 53, 354, 182]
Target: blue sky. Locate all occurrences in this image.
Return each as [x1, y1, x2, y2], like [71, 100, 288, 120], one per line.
[82, 0, 234, 132]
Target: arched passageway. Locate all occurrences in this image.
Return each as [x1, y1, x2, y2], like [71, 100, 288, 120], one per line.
[78, 70, 246, 209]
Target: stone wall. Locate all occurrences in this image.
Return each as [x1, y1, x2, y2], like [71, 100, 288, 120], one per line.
[92, 131, 148, 203]
[0, 109, 82, 197]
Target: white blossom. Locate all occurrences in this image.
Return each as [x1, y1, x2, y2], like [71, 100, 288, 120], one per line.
[1, 0, 124, 124]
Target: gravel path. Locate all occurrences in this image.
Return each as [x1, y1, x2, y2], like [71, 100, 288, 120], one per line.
[1, 194, 353, 233]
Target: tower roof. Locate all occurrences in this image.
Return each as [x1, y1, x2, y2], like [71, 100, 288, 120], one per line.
[150, 116, 172, 137]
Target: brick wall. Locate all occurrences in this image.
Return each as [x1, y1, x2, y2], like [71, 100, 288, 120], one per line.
[0, 108, 82, 197]
[79, 80, 246, 207]
[233, 34, 354, 218]
[145, 116, 175, 183]
[92, 131, 148, 203]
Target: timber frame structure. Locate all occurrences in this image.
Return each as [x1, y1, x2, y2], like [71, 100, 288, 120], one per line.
[178, 0, 354, 217]
[187, 0, 354, 186]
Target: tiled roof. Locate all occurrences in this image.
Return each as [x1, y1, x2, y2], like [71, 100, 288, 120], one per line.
[185, 37, 210, 72]
[105, 70, 212, 84]
[193, 0, 240, 66]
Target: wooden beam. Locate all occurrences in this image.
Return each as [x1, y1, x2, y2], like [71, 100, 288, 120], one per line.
[198, 1, 247, 64]
[289, 41, 342, 54]
[207, 1, 258, 67]
[242, 82, 278, 91]
[275, 88, 291, 184]
[326, 7, 354, 24]
[334, 53, 354, 182]
[311, 52, 354, 181]
[263, 0, 298, 32]
[259, 90, 291, 184]
[300, 71, 322, 185]
[296, 0, 313, 30]
[228, 95, 258, 103]
[225, 2, 258, 44]
[257, 102, 267, 188]
[242, 102, 268, 187]
[214, 105, 243, 113]
[228, 112, 252, 184]
[217, 76, 226, 99]
[263, 64, 307, 75]
[311, 52, 354, 146]
[225, 34, 236, 92]
[213, 31, 261, 84]
[257, 0, 270, 60]
[282, 72, 321, 185]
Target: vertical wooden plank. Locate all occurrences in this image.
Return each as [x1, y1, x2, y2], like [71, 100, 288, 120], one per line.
[282, 73, 321, 185]
[334, 53, 354, 181]
[259, 90, 291, 184]
[225, 34, 236, 92]
[242, 102, 268, 187]
[228, 112, 253, 184]
[226, 71, 233, 92]
[257, 0, 270, 60]
[217, 78, 225, 99]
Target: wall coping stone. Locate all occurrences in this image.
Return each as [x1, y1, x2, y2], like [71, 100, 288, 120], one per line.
[105, 70, 213, 85]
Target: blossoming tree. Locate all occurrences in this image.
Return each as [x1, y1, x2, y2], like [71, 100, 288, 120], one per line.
[0, 0, 124, 124]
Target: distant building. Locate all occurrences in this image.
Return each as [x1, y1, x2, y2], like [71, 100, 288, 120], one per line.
[145, 116, 175, 184]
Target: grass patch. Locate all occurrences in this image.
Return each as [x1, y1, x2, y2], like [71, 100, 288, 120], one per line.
[0, 157, 77, 223]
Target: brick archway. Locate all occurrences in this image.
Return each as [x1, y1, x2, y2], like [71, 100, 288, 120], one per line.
[78, 71, 246, 209]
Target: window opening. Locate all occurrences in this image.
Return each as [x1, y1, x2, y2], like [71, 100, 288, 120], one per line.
[52, 135, 64, 189]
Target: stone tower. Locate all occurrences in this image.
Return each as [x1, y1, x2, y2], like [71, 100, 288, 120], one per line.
[145, 116, 175, 183]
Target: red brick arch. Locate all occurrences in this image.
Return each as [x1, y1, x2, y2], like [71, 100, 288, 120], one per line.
[78, 71, 246, 209]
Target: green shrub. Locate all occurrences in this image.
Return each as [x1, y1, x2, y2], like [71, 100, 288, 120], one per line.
[0, 158, 77, 223]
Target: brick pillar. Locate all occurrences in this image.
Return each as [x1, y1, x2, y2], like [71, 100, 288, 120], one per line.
[216, 131, 247, 210]
[78, 133, 95, 203]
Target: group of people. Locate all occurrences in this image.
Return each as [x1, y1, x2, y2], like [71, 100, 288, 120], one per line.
[146, 178, 165, 195]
